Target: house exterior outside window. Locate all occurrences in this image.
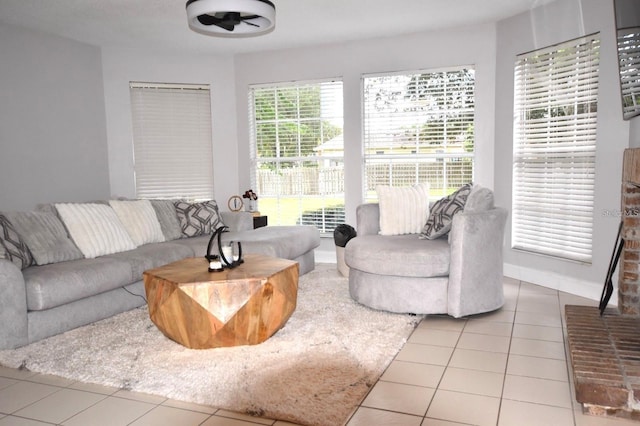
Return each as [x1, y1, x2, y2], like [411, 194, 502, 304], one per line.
[362, 68, 475, 200]
[249, 80, 344, 234]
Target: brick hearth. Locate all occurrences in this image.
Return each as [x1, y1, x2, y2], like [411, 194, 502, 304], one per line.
[565, 149, 640, 419]
[566, 304, 640, 419]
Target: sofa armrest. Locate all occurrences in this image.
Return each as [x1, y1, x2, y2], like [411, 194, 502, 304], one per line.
[221, 211, 254, 232]
[356, 203, 381, 236]
[447, 207, 508, 318]
[0, 259, 29, 349]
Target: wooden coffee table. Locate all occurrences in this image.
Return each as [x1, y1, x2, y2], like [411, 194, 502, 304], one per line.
[143, 254, 299, 349]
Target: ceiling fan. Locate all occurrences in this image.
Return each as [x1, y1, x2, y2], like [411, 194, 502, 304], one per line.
[186, 0, 276, 37]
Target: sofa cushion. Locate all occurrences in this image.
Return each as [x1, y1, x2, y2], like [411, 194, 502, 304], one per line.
[3, 211, 84, 265]
[234, 226, 321, 259]
[174, 200, 225, 238]
[55, 203, 137, 258]
[0, 213, 34, 270]
[150, 200, 183, 241]
[104, 242, 195, 279]
[420, 183, 472, 240]
[109, 200, 165, 246]
[22, 257, 134, 311]
[171, 225, 320, 261]
[377, 183, 430, 236]
[346, 234, 450, 278]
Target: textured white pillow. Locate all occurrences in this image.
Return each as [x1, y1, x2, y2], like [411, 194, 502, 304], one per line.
[377, 183, 430, 236]
[109, 200, 165, 246]
[55, 203, 137, 258]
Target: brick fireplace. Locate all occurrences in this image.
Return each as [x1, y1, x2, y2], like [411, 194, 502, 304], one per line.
[620, 149, 640, 316]
[566, 148, 640, 420]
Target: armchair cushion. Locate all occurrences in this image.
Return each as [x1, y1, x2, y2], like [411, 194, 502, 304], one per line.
[346, 234, 450, 278]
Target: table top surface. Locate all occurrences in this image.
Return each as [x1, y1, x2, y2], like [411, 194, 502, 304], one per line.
[143, 254, 298, 285]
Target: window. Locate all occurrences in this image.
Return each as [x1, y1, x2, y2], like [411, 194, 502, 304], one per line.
[130, 82, 214, 200]
[362, 68, 475, 200]
[617, 27, 640, 119]
[512, 34, 600, 263]
[249, 80, 344, 234]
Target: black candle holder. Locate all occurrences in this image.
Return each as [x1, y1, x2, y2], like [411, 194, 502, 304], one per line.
[205, 226, 243, 272]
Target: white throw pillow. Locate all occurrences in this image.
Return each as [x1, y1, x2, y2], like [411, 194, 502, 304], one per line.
[376, 183, 430, 236]
[55, 203, 137, 258]
[109, 200, 165, 246]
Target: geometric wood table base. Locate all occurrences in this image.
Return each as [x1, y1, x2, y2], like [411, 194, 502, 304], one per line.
[143, 254, 299, 349]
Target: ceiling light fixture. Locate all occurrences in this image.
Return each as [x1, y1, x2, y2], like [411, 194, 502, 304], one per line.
[186, 0, 276, 37]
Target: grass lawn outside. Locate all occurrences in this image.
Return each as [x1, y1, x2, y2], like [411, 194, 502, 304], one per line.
[254, 187, 458, 229]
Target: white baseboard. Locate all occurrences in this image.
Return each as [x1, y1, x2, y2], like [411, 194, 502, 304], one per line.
[503, 263, 615, 305]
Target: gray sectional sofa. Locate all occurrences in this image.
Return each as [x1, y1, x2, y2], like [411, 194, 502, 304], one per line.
[0, 200, 320, 350]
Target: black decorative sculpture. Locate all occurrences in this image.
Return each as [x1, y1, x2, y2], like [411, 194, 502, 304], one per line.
[205, 226, 243, 272]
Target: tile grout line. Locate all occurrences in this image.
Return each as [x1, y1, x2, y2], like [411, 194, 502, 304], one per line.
[495, 278, 522, 426]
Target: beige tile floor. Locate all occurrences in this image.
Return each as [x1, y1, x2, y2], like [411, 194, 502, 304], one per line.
[0, 275, 638, 425]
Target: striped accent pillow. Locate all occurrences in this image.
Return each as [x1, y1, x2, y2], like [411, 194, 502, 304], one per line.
[376, 183, 430, 236]
[55, 203, 136, 258]
[109, 200, 165, 246]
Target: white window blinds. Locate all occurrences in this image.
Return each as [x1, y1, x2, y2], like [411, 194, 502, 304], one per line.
[362, 68, 475, 201]
[249, 80, 344, 233]
[617, 27, 640, 119]
[512, 35, 600, 263]
[130, 82, 214, 200]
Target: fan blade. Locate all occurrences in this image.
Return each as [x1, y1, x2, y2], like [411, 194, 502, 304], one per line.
[196, 14, 219, 25]
[240, 14, 261, 28]
[197, 14, 235, 31]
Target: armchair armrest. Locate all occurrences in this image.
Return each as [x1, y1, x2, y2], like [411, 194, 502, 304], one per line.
[355, 203, 381, 236]
[221, 211, 254, 232]
[447, 207, 508, 318]
[0, 259, 28, 349]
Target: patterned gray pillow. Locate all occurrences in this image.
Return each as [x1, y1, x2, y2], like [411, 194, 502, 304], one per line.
[4, 211, 84, 265]
[174, 200, 225, 238]
[420, 183, 473, 240]
[0, 213, 34, 270]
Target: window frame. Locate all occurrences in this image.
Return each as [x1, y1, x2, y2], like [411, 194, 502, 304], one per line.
[361, 66, 476, 201]
[248, 78, 345, 235]
[511, 34, 600, 263]
[129, 82, 214, 201]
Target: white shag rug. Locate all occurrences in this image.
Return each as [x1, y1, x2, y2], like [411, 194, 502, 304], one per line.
[0, 264, 420, 426]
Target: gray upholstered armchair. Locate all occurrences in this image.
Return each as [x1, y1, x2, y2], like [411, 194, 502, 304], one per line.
[344, 186, 508, 318]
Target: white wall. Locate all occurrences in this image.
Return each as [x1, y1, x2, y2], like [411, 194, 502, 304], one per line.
[0, 23, 111, 210]
[101, 48, 239, 206]
[233, 24, 498, 229]
[4, 0, 629, 298]
[495, 0, 630, 301]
